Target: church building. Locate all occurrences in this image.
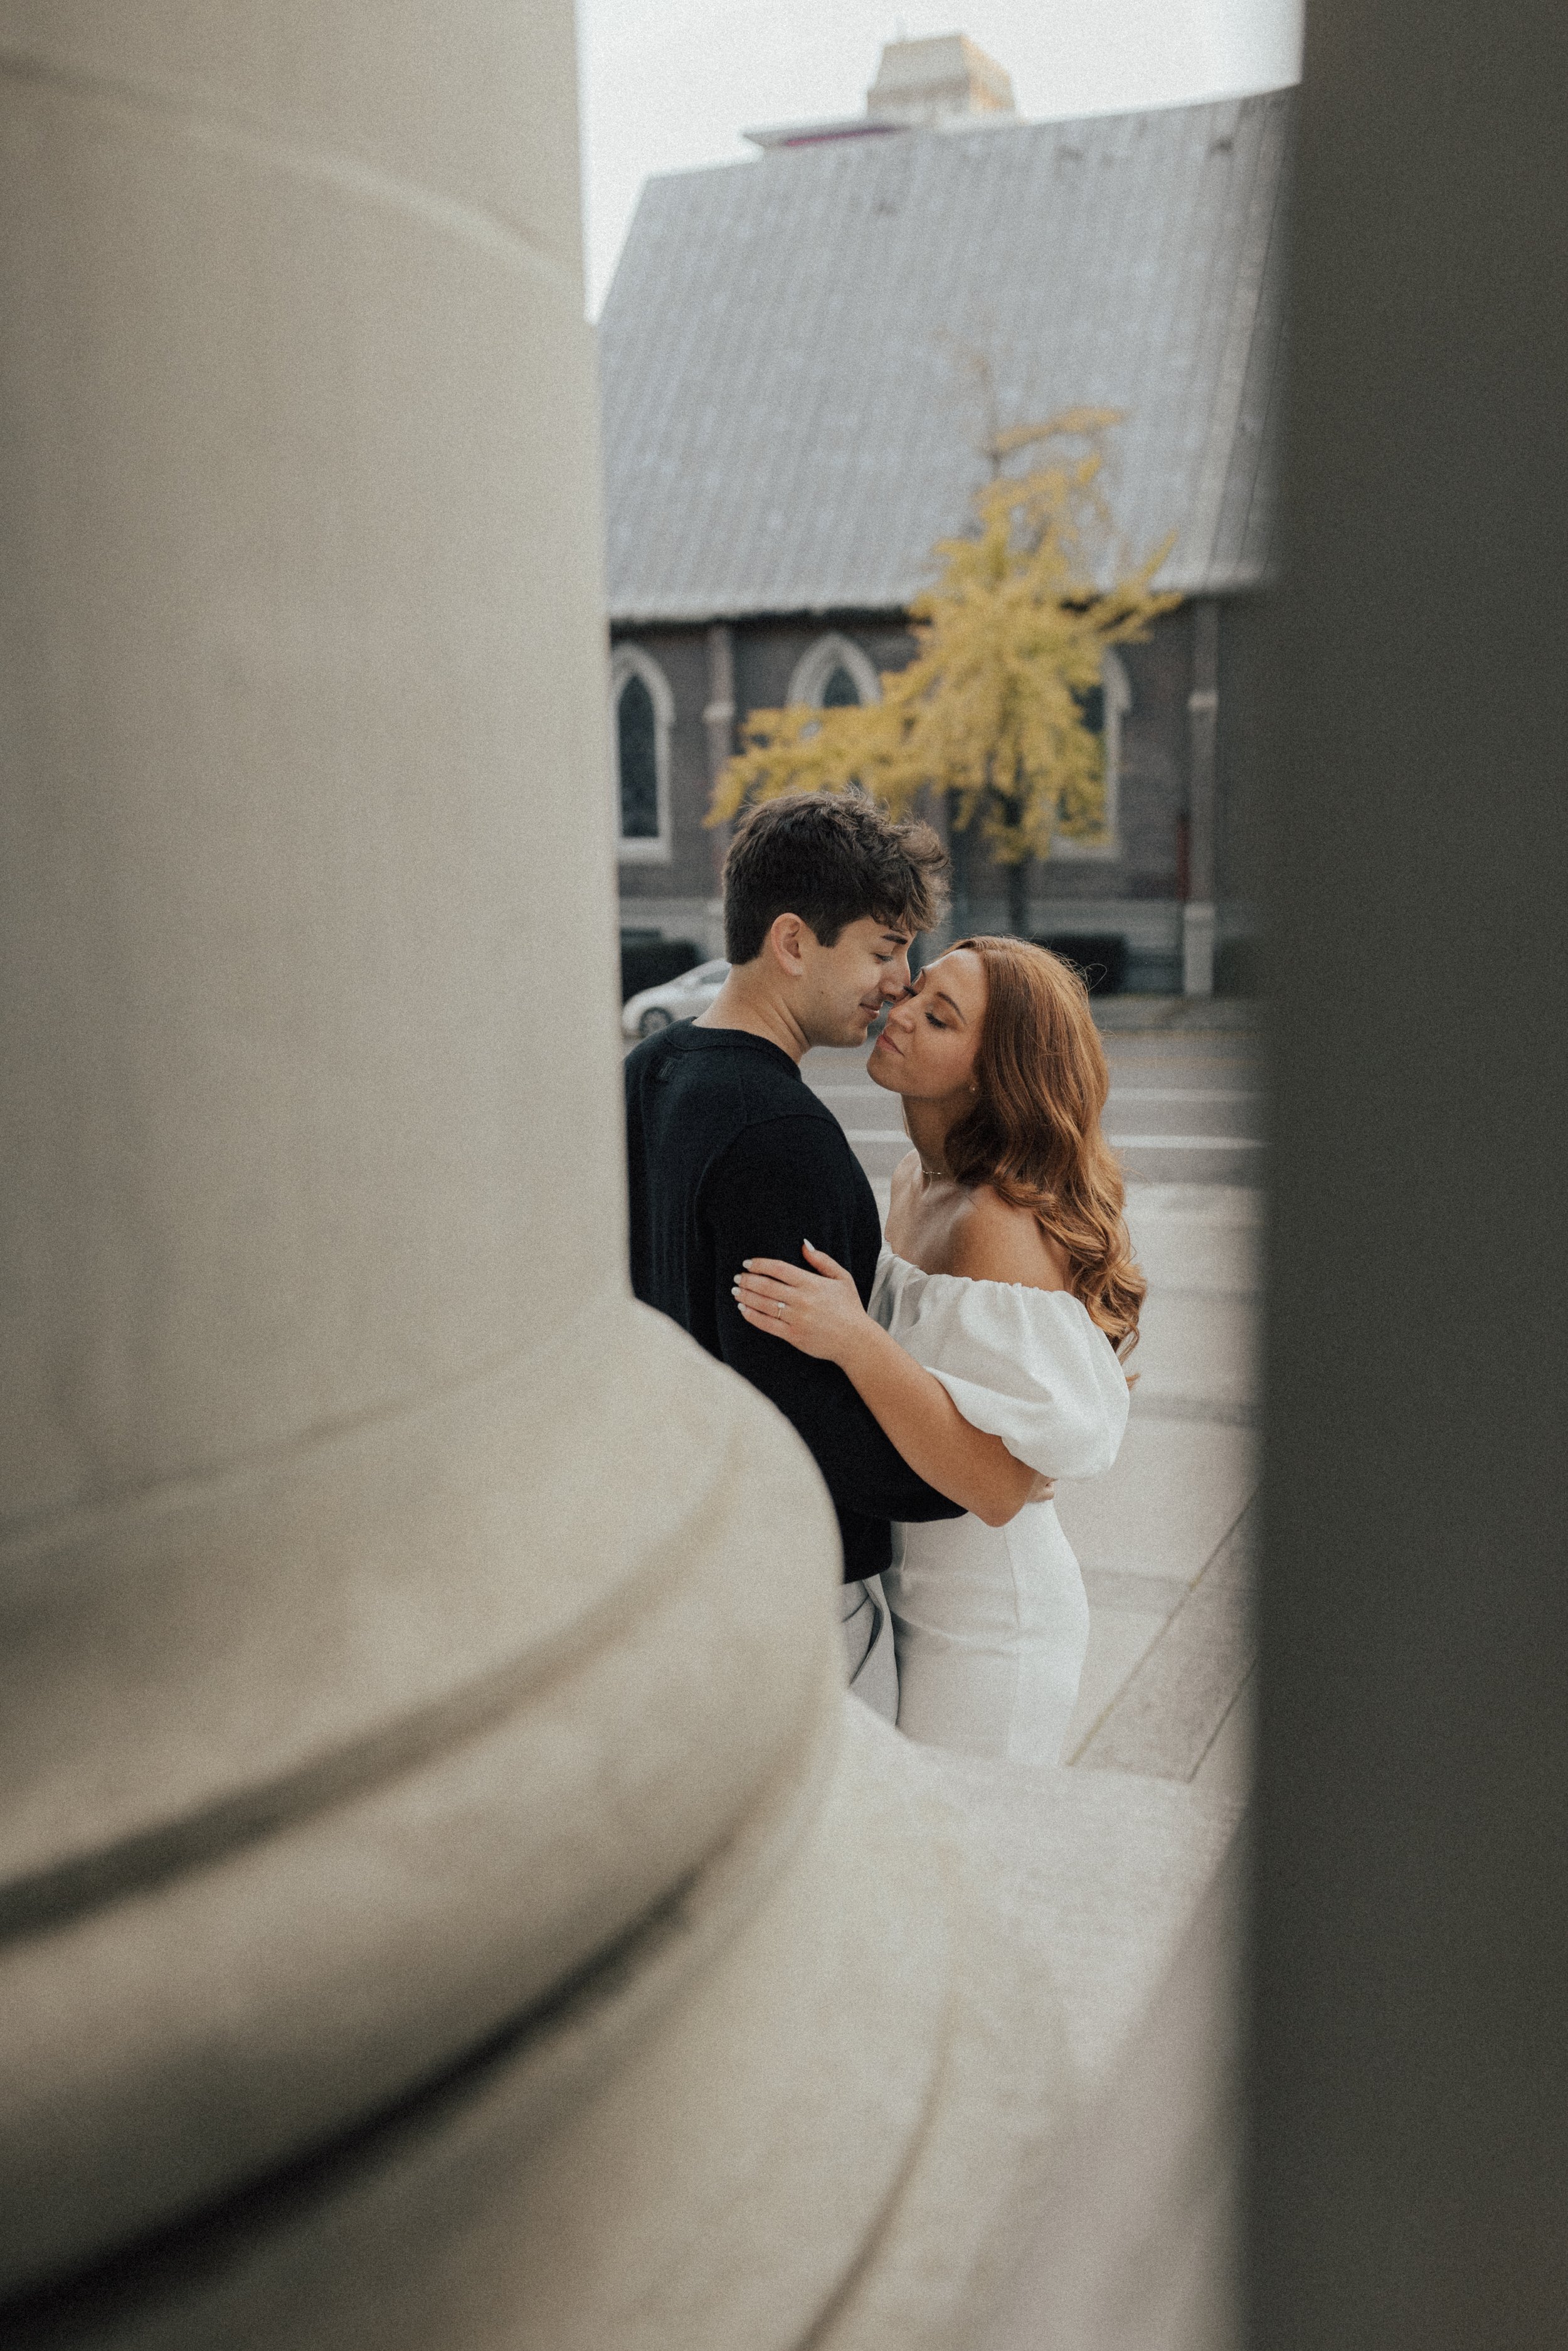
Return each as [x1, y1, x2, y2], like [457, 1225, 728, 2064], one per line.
[598, 38, 1291, 993]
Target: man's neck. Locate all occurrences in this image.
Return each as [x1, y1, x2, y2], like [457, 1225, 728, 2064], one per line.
[693, 970, 809, 1062]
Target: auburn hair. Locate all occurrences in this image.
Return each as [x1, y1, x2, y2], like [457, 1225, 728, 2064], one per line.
[941, 937, 1145, 1357]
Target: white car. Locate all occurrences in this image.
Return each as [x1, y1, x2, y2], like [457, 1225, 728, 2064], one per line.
[622, 957, 730, 1039]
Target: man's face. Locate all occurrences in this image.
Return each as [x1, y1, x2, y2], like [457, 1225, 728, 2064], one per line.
[795, 915, 915, 1048]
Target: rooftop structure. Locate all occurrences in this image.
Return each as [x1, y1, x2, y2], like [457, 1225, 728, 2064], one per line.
[601, 87, 1294, 624]
[867, 32, 1015, 125]
[744, 32, 1016, 151]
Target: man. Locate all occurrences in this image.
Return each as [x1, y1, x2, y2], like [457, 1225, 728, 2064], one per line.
[623, 790, 964, 1717]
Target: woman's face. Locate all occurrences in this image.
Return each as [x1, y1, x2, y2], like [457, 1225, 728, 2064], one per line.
[868, 948, 987, 1107]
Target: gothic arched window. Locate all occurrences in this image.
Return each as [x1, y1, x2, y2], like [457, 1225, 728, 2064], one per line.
[617, 675, 659, 839]
[786, 632, 882, 709]
[611, 645, 674, 861]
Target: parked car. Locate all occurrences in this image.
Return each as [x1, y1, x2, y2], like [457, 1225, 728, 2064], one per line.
[622, 958, 730, 1038]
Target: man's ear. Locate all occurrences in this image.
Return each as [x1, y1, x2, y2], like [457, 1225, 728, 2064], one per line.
[766, 912, 809, 977]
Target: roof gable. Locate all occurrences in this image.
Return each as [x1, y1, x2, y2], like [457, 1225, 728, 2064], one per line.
[600, 90, 1293, 623]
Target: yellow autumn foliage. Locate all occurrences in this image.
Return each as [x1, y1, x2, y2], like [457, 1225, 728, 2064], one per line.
[709, 411, 1179, 873]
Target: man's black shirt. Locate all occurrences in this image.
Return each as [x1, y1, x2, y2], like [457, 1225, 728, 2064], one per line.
[624, 1021, 964, 1583]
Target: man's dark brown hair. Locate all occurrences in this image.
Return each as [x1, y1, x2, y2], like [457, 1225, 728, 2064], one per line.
[721, 790, 948, 964]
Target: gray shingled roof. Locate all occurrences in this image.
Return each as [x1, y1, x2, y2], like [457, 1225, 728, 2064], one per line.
[600, 88, 1292, 622]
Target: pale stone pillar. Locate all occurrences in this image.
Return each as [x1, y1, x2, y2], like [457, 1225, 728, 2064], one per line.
[702, 620, 736, 950]
[702, 620, 737, 794]
[0, 8, 1073, 2342]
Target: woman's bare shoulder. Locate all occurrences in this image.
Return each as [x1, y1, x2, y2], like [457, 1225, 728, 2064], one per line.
[948, 1185, 1070, 1292]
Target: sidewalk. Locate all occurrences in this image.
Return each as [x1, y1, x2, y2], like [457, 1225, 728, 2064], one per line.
[1057, 1182, 1259, 1798]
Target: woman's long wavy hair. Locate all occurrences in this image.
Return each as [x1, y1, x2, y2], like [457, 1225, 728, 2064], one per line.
[941, 936, 1145, 1358]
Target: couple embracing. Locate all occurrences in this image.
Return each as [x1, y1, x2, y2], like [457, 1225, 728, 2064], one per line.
[625, 792, 1142, 1767]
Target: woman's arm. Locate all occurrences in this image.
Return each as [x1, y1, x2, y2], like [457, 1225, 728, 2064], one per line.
[733, 1244, 1049, 1528]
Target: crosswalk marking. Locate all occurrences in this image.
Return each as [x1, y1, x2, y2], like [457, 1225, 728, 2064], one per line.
[839, 1127, 1264, 1152]
[1106, 1134, 1266, 1152]
[809, 1083, 1263, 1105]
[1104, 1088, 1263, 1105]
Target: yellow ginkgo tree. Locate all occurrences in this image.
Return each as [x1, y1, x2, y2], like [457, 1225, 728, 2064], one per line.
[709, 409, 1180, 937]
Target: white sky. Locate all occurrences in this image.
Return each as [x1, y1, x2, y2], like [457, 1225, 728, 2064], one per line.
[577, 0, 1303, 313]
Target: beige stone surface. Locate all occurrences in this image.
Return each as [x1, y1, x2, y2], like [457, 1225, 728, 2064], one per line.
[981, 1842, 1244, 2351]
[0, 1319, 850, 2287]
[3, 1705, 1076, 2350]
[0, 31, 610, 1520]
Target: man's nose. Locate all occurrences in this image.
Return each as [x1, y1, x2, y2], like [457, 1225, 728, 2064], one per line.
[881, 957, 911, 998]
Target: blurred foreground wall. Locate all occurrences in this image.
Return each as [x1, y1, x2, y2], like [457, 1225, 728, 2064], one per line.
[1254, 1, 1568, 2343]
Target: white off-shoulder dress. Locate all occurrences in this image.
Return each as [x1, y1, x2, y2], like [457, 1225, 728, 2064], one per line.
[871, 1247, 1130, 1767]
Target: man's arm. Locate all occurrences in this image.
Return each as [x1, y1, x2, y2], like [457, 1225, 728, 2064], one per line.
[701, 1117, 965, 1526]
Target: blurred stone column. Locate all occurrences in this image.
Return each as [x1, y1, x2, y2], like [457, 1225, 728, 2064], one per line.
[1253, 1, 1568, 2343]
[0, 7, 1071, 2343]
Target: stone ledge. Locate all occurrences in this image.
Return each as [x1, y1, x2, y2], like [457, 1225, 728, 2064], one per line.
[977, 1832, 1246, 2351]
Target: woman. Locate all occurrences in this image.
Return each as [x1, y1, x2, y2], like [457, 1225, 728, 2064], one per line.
[734, 937, 1142, 1766]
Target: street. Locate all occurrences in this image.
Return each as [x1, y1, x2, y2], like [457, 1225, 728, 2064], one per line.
[802, 1012, 1266, 1197]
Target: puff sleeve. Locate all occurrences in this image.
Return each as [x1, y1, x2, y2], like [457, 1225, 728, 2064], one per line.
[871, 1250, 1129, 1479]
